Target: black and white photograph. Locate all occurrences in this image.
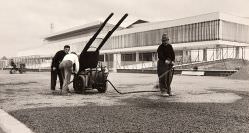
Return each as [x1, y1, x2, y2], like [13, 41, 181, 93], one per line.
[0, 0, 249, 132]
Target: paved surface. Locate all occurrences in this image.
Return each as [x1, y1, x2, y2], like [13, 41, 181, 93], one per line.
[1, 70, 249, 132]
[0, 109, 33, 133]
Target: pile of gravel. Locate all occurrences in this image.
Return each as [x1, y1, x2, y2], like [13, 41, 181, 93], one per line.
[229, 65, 249, 80]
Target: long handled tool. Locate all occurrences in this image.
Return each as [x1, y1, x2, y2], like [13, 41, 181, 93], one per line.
[107, 66, 175, 95]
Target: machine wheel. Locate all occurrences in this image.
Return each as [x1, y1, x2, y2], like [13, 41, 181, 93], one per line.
[95, 71, 108, 93]
[97, 82, 107, 93]
[73, 75, 86, 94]
[19, 70, 23, 74]
[10, 69, 16, 74]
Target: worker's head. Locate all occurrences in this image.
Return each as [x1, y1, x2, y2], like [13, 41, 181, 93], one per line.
[64, 45, 70, 54]
[71, 52, 77, 55]
[161, 33, 169, 44]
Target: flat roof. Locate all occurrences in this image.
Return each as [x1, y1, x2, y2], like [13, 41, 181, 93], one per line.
[100, 40, 249, 54]
[113, 12, 249, 36]
[44, 12, 249, 40]
[44, 21, 107, 40]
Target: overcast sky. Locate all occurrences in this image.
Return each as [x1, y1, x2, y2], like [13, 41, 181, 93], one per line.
[0, 0, 249, 58]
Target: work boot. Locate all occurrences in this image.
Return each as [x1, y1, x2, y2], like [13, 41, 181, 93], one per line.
[168, 92, 175, 96]
[66, 89, 72, 93]
[167, 86, 172, 96]
[51, 90, 56, 94]
[161, 91, 169, 97]
[61, 89, 72, 96]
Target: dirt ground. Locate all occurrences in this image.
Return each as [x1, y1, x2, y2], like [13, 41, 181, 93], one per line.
[0, 70, 248, 112]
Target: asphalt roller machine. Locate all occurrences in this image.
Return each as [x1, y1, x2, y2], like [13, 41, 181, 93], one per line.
[73, 13, 128, 94]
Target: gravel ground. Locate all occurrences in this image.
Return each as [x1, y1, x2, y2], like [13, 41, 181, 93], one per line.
[9, 90, 249, 133]
[1, 70, 249, 132]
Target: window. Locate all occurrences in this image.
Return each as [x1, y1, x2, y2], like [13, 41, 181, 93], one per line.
[139, 53, 153, 61]
[99, 55, 104, 61]
[121, 53, 136, 61]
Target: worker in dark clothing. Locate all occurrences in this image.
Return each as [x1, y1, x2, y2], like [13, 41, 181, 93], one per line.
[10, 59, 17, 70]
[157, 33, 175, 96]
[51, 45, 70, 93]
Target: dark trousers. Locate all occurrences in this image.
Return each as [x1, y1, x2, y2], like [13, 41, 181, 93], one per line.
[157, 60, 173, 94]
[51, 68, 63, 90]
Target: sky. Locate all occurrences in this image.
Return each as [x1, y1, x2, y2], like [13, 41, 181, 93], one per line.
[0, 0, 249, 58]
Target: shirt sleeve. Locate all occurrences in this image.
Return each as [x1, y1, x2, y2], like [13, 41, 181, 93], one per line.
[157, 45, 164, 61]
[74, 55, 80, 73]
[51, 52, 59, 68]
[171, 45, 175, 61]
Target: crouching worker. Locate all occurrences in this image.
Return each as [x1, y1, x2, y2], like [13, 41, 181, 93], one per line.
[59, 52, 79, 95]
[157, 33, 175, 97]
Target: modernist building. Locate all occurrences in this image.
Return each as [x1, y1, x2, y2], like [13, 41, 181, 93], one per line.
[17, 12, 249, 71]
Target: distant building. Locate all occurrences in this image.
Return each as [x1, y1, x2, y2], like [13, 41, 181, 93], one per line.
[0, 57, 8, 70]
[1, 56, 8, 60]
[17, 12, 249, 71]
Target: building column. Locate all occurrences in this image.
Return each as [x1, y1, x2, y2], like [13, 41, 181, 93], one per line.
[103, 54, 106, 63]
[113, 53, 121, 72]
[136, 52, 139, 62]
[182, 50, 189, 63]
[151, 52, 157, 67]
[242, 47, 246, 59]
[203, 49, 207, 61]
[215, 45, 220, 60]
[235, 46, 240, 59]
[152, 52, 157, 62]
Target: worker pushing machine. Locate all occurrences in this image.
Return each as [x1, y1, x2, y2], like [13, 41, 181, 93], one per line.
[157, 33, 175, 97]
[59, 52, 79, 95]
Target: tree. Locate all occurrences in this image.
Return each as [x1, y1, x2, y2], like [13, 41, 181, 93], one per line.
[1, 56, 8, 60]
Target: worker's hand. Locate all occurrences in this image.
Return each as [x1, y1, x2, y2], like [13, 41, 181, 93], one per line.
[52, 67, 56, 71]
[72, 71, 77, 75]
[171, 61, 175, 65]
[165, 60, 170, 64]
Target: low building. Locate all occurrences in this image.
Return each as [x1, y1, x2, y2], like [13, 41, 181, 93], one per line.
[17, 12, 249, 71]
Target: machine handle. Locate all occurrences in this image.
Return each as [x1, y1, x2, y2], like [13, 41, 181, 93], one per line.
[96, 13, 128, 51]
[81, 13, 114, 53]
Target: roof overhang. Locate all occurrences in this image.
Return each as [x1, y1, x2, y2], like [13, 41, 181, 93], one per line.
[100, 40, 249, 54]
[113, 12, 249, 36]
[44, 21, 103, 40]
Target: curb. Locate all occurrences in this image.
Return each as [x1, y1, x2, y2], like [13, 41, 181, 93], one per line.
[0, 109, 33, 133]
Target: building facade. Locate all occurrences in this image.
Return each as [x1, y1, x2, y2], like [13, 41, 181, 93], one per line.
[16, 12, 249, 71]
